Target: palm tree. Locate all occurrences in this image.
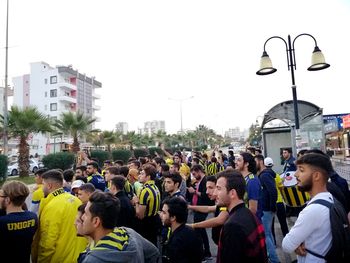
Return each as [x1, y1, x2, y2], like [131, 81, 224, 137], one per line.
[54, 111, 96, 153]
[7, 106, 52, 177]
[100, 130, 116, 152]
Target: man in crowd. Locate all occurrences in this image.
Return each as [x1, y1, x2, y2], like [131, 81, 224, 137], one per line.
[79, 191, 160, 263]
[187, 164, 213, 260]
[160, 197, 203, 263]
[235, 152, 262, 219]
[31, 169, 87, 263]
[282, 148, 297, 173]
[282, 153, 334, 262]
[109, 175, 135, 228]
[30, 167, 48, 214]
[0, 181, 38, 263]
[77, 183, 96, 204]
[86, 162, 106, 191]
[215, 169, 268, 262]
[163, 172, 185, 200]
[255, 154, 279, 263]
[132, 163, 161, 246]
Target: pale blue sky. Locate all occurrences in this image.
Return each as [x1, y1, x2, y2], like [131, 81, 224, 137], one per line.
[1, 0, 350, 134]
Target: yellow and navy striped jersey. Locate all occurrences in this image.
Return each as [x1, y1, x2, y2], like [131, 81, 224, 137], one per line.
[206, 162, 224, 176]
[92, 227, 129, 251]
[139, 180, 161, 217]
[124, 180, 134, 200]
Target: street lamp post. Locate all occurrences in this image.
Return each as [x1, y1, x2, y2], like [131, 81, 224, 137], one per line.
[168, 96, 194, 133]
[256, 33, 330, 153]
[2, 0, 9, 155]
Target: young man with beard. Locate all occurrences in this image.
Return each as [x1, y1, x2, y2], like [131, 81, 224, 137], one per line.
[235, 152, 262, 219]
[282, 153, 334, 262]
[214, 169, 268, 263]
[188, 175, 229, 245]
[255, 155, 279, 263]
[160, 197, 203, 263]
[86, 162, 106, 192]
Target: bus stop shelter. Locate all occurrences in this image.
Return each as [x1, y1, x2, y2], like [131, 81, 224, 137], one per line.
[261, 100, 324, 173]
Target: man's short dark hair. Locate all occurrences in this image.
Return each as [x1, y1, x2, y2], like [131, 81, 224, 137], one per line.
[240, 152, 257, 174]
[254, 154, 265, 163]
[161, 164, 169, 172]
[35, 168, 49, 176]
[283, 148, 292, 154]
[79, 183, 95, 193]
[163, 197, 188, 224]
[154, 157, 165, 166]
[106, 166, 120, 176]
[119, 166, 129, 177]
[87, 161, 99, 170]
[216, 169, 246, 200]
[296, 153, 333, 179]
[142, 163, 157, 180]
[190, 164, 204, 173]
[110, 176, 126, 191]
[63, 169, 75, 182]
[206, 175, 217, 184]
[42, 169, 64, 184]
[88, 191, 120, 229]
[129, 160, 141, 169]
[114, 160, 124, 166]
[163, 172, 182, 188]
[104, 160, 112, 165]
[76, 165, 87, 172]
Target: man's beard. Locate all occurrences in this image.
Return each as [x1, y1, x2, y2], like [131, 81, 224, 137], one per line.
[297, 177, 312, 192]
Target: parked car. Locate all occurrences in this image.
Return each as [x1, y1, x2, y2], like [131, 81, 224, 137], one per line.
[7, 159, 39, 176]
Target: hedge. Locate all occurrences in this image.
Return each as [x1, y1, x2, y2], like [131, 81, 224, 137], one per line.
[42, 152, 75, 170]
[111, 150, 132, 164]
[90, 150, 111, 168]
[0, 155, 8, 181]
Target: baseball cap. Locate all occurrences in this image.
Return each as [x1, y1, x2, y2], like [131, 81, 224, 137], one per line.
[71, 180, 85, 190]
[264, 157, 274, 167]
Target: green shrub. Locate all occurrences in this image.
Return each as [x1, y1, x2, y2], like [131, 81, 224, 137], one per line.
[133, 149, 149, 159]
[112, 149, 132, 163]
[0, 155, 8, 182]
[42, 152, 75, 170]
[90, 150, 111, 168]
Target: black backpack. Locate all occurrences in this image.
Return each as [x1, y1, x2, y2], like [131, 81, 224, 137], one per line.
[306, 198, 350, 263]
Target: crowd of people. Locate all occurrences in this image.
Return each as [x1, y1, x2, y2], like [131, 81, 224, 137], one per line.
[0, 146, 349, 263]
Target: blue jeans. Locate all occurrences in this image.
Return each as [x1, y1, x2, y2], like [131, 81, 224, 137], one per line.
[262, 211, 280, 263]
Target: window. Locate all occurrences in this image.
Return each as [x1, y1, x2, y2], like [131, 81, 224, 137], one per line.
[50, 76, 57, 84]
[50, 89, 57, 97]
[44, 78, 48, 84]
[50, 103, 57, 111]
[44, 91, 47, 97]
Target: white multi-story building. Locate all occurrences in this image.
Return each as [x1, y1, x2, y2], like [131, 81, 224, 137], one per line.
[225, 127, 242, 140]
[143, 120, 165, 136]
[115, 122, 128, 135]
[12, 62, 101, 156]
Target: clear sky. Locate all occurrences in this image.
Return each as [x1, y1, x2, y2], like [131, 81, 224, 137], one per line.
[1, 0, 349, 135]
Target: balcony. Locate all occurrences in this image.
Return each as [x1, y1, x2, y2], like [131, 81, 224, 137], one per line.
[58, 82, 77, 91]
[92, 92, 101, 99]
[92, 104, 101, 110]
[59, 94, 77, 104]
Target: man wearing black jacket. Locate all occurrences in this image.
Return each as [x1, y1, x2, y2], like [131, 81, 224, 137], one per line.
[187, 164, 214, 260]
[109, 175, 136, 228]
[255, 155, 279, 263]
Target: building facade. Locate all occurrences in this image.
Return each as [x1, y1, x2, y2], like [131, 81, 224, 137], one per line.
[143, 120, 165, 136]
[12, 62, 101, 156]
[115, 122, 128, 135]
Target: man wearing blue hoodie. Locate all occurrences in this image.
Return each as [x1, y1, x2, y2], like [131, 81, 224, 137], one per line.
[255, 155, 279, 263]
[79, 191, 160, 263]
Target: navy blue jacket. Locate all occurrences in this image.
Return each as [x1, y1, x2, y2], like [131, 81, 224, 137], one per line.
[258, 168, 277, 212]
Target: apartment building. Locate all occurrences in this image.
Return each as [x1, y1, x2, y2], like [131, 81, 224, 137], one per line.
[12, 62, 101, 155]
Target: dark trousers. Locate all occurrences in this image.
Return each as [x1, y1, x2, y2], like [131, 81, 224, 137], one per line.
[193, 211, 210, 256]
[138, 215, 161, 246]
[272, 202, 289, 244]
